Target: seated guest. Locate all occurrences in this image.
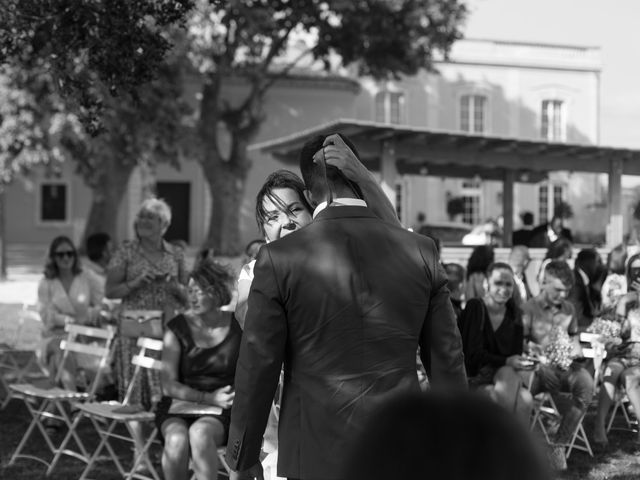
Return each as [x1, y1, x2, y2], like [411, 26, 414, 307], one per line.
[601, 244, 628, 313]
[83, 232, 113, 280]
[465, 245, 494, 301]
[156, 258, 241, 480]
[593, 253, 640, 447]
[460, 262, 532, 423]
[523, 260, 594, 469]
[569, 248, 603, 331]
[512, 211, 535, 247]
[444, 262, 465, 321]
[343, 391, 550, 480]
[38, 236, 104, 391]
[509, 245, 533, 305]
[536, 237, 573, 288]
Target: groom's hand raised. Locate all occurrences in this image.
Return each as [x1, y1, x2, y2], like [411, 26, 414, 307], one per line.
[312, 133, 370, 182]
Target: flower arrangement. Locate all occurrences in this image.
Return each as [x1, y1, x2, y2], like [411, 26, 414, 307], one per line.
[586, 317, 622, 343]
[543, 326, 574, 370]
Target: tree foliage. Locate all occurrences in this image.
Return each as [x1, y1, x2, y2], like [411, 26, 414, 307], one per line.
[185, 0, 467, 253]
[0, 65, 67, 187]
[0, 0, 193, 134]
[1, 0, 468, 254]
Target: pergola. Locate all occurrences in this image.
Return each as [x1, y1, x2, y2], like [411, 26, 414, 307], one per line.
[251, 119, 640, 247]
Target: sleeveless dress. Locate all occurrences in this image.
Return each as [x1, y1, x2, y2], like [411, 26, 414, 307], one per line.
[155, 314, 242, 441]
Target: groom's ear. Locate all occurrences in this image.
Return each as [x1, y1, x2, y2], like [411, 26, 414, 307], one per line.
[303, 189, 318, 209]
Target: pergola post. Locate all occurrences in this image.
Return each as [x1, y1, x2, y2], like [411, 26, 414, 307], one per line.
[608, 157, 624, 247]
[502, 169, 515, 247]
[380, 139, 398, 210]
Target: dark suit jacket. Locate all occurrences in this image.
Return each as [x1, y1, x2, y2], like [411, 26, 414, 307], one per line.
[226, 206, 467, 479]
[512, 228, 533, 246]
[528, 224, 573, 248]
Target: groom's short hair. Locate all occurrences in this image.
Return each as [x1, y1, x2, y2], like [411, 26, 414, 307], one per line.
[299, 133, 363, 198]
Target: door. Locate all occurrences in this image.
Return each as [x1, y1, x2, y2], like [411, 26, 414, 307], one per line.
[156, 182, 190, 244]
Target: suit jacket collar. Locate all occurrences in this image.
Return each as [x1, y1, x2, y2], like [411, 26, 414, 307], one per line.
[313, 204, 377, 222]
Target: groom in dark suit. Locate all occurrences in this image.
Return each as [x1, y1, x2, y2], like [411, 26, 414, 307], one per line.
[226, 133, 467, 480]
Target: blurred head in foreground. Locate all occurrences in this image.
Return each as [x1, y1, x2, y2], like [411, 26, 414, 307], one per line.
[342, 391, 550, 480]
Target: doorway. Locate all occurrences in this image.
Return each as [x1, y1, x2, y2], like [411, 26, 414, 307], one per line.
[156, 182, 191, 244]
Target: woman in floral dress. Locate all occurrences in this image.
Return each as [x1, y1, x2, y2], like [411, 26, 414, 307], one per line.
[106, 198, 188, 459]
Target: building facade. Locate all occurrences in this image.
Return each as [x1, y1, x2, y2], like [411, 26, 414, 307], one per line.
[6, 38, 618, 251]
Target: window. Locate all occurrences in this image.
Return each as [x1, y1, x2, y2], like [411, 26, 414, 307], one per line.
[460, 94, 487, 134]
[461, 179, 482, 225]
[375, 91, 405, 124]
[541, 99, 566, 141]
[40, 183, 68, 223]
[538, 183, 565, 223]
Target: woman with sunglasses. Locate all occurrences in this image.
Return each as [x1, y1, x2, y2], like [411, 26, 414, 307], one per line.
[157, 258, 241, 480]
[38, 235, 104, 391]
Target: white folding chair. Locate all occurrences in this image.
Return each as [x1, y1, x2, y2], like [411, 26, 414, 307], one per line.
[76, 336, 163, 480]
[606, 386, 638, 433]
[7, 324, 115, 474]
[0, 304, 48, 409]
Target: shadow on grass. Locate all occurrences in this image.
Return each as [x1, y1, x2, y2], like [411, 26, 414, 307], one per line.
[0, 400, 162, 479]
[555, 409, 640, 480]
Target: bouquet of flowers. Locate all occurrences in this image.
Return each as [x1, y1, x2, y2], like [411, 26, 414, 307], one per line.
[586, 317, 622, 346]
[543, 326, 574, 371]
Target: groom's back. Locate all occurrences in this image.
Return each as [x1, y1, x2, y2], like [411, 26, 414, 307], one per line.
[266, 205, 455, 478]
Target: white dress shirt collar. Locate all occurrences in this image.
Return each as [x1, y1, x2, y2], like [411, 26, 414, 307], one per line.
[312, 198, 368, 219]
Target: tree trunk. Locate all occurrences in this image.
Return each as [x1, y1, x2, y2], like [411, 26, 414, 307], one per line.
[81, 163, 136, 247]
[202, 158, 248, 256]
[0, 187, 7, 280]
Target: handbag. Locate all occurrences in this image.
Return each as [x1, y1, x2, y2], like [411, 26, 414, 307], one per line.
[120, 310, 164, 339]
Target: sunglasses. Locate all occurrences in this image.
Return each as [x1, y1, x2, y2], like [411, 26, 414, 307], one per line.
[54, 251, 76, 259]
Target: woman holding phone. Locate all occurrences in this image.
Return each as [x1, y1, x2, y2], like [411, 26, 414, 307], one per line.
[593, 253, 640, 447]
[460, 262, 533, 423]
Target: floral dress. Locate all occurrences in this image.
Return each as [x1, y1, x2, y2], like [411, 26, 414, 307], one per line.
[109, 240, 188, 407]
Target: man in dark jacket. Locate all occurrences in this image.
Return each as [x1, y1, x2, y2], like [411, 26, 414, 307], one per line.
[227, 133, 467, 480]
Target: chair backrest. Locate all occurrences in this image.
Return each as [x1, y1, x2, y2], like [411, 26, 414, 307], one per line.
[578, 332, 607, 385]
[121, 337, 164, 405]
[58, 324, 116, 396]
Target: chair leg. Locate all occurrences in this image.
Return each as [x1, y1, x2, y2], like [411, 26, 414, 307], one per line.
[124, 424, 160, 480]
[80, 417, 128, 480]
[46, 405, 92, 476]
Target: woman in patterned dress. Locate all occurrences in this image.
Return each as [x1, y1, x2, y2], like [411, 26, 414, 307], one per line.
[593, 253, 640, 447]
[105, 198, 188, 455]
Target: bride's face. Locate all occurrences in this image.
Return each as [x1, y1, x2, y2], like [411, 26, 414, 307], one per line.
[262, 188, 312, 242]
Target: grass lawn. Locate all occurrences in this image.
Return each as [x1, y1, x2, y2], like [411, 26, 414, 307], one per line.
[0, 399, 164, 479]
